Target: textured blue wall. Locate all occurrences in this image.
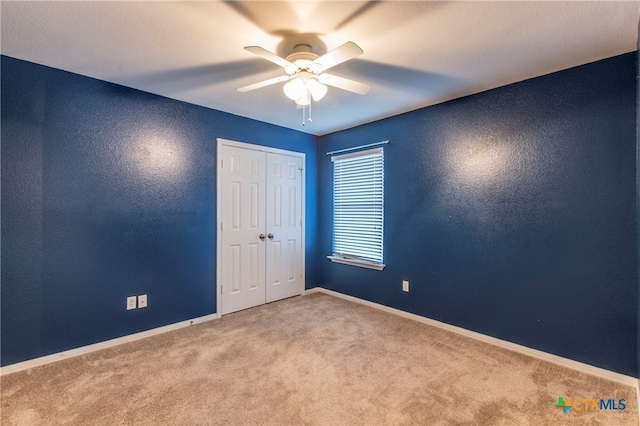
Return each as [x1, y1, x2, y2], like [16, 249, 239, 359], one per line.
[318, 53, 638, 377]
[1, 55, 318, 366]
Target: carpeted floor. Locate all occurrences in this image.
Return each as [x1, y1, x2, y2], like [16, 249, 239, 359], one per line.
[1, 292, 637, 425]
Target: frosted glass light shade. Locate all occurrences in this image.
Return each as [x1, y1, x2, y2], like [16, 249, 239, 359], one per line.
[308, 79, 327, 101]
[284, 78, 304, 101]
[295, 89, 311, 106]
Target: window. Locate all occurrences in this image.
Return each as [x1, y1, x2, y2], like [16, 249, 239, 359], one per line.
[329, 147, 385, 270]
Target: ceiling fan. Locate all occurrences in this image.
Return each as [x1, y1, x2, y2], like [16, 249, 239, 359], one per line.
[237, 42, 370, 107]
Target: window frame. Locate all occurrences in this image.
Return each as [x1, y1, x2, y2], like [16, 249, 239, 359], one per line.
[328, 147, 385, 271]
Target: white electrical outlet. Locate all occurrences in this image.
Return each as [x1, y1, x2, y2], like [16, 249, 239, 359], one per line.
[402, 280, 409, 292]
[138, 294, 147, 308]
[126, 296, 137, 310]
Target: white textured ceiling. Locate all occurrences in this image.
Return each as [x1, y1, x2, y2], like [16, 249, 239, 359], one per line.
[2, 1, 638, 136]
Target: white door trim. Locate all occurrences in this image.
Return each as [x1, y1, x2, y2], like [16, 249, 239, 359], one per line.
[216, 138, 306, 316]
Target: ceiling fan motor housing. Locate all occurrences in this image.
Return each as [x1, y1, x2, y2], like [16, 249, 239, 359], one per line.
[285, 44, 319, 74]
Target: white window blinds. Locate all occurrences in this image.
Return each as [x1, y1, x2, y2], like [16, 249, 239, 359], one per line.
[332, 147, 384, 264]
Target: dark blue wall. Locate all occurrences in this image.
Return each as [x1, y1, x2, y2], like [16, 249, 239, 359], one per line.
[1, 55, 318, 366]
[318, 53, 638, 377]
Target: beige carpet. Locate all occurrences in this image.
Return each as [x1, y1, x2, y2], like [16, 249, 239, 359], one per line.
[1, 292, 637, 425]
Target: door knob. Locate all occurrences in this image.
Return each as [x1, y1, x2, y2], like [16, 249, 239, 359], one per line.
[259, 234, 266, 240]
[268, 233, 274, 240]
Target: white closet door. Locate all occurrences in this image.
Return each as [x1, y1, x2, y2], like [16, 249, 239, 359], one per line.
[218, 140, 305, 316]
[265, 153, 303, 303]
[219, 145, 266, 315]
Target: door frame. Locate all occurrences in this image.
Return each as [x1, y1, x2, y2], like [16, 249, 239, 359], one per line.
[216, 138, 306, 316]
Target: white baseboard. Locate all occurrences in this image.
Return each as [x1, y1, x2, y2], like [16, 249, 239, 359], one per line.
[4, 288, 638, 395]
[0, 312, 219, 376]
[636, 379, 640, 423]
[304, 287, 638, 388]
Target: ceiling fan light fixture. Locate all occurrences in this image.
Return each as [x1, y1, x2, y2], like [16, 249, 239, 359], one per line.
[284, 72, 326, 105]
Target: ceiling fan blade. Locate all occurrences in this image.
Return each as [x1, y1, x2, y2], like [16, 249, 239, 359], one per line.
[237, 75, 293, 92]
[311, 42, 364, 73]
[244, 46, 296, 71]
[318, 73, 370, 95]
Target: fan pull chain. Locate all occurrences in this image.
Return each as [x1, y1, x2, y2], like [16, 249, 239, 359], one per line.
[300, 100, 313, 127]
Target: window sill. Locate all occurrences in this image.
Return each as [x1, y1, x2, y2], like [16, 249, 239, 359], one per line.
[327, 255, 385, 271]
